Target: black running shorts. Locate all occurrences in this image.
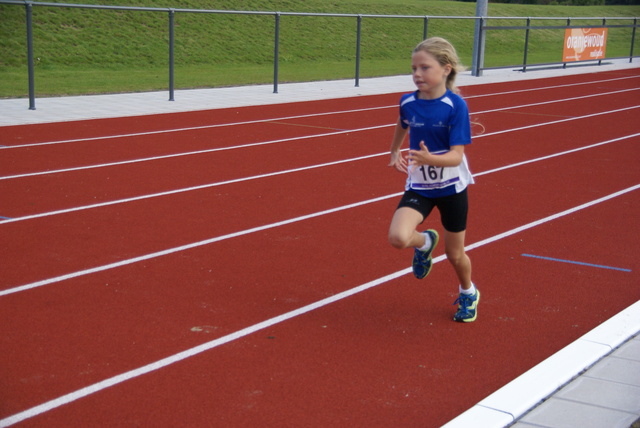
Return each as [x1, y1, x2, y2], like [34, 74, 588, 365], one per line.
[396, 188, 468, 233]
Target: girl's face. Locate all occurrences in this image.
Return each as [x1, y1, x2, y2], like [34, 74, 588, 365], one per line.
[411, 50, 452, 99]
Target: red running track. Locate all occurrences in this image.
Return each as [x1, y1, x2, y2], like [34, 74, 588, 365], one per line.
[1, 69, 639, 427]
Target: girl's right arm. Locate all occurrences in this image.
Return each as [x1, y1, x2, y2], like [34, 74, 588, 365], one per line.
[389, 117, 408, 173]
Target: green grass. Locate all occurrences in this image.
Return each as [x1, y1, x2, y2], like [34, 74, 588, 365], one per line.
[0, 0, 638, 97]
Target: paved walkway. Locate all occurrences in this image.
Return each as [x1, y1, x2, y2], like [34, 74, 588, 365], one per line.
[2, 58, 638, 127]
[1, 60, 639, 428]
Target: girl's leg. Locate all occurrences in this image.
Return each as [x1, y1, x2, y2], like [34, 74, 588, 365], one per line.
[443, 230, 473, 289]
[388, 207, 426, 249]
[447, 229, 479, 323]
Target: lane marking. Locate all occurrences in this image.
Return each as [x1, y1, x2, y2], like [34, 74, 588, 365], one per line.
[2, 100, 632, 182]
[473, 133, 640, 177]
[267, 120, 348, 131]
[1, 106, 393, 150]
[1, 184, 637, 427]
[462, 74, 639, 99]
[0, 193, 401, 297]
[0, 152, 389, 224]
[1, 89, 637, 181]
[2, 131, 638, 225]
[521, 254, 632, 272]
[470, 87, 638, 116]
[499, 110, 576, 119]
[0, 125, 390, 181]
[476, 105, 638, 139]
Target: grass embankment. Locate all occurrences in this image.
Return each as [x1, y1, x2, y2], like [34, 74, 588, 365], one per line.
[0, 0, 637, 97]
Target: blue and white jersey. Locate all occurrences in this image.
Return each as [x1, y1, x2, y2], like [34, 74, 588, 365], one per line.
[399, 89, 474, 197]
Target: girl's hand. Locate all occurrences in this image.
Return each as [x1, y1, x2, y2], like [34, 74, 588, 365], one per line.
[388, 150, 408, 173]
[407, 141, 433, 171]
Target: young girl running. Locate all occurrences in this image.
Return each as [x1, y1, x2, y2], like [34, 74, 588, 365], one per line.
[387, 37, 479, 323]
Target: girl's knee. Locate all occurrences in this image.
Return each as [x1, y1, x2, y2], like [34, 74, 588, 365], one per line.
[445, 248, 466, 265]
[388, 230, 412, 249]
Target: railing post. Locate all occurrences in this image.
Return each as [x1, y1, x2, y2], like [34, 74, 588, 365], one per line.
[599, 18, 606, 66]
[472, 17, 486, 76]
[631, 18, 637, 63]
[355, 15, 362, 87]
[168, 9, 175, 101]
[422, 16, 428, 41]
[472, 0, 487, 76]
[563, 18, 571, 69]
[25, 1, 35, 110]
[522, 17, 531, 72]
[273, 12, 280, 94]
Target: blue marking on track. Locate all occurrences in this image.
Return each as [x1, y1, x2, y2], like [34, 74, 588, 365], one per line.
[522, 253, 631, 272]
[0, 216, 13, 220]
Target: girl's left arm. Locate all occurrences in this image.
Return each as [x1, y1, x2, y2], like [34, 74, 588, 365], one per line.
[408, 142, 464, 169]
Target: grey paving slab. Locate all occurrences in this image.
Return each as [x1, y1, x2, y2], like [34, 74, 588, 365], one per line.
[555, 377, 640, 414]
[586, 357, 640, 386]
[513, 399, 638, 428]
[612, 335, 640, 362]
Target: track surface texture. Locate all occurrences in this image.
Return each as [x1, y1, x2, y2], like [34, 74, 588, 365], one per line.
[1, 69, 639, 427]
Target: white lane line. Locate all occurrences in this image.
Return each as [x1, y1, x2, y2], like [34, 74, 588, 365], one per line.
[1, 106, 393, 150]
[2, 99, 636, 182]
[473, 87, 638, 116]
[1, 129, 638, 294]
[477, 105, 638, 139]
[0, 125, 390, 181]
[2, 130, 638, 225]
[0, 151, 390, 224]
[462, 74, 639, 99]
[1, 184, 637, 428]
[1, 87, 637, 181]
[0, 193, 400, 297]
[474, 132, 640, 177]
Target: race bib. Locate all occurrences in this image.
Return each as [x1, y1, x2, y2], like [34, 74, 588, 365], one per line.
[409, 165, 461, 190]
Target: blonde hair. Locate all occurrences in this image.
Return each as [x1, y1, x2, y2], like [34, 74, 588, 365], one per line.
[413, 38, 484, 134]
[413, 37, 464, 94]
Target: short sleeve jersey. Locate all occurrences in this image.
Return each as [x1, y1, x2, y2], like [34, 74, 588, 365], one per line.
[399, 89, 474, 197]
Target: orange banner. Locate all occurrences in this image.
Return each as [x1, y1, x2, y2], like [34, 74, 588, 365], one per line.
[563, 28, 608, 62]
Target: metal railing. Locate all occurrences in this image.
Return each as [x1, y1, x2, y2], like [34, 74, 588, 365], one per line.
[1, 0, 637, 110]
[477, 16, 638, 74]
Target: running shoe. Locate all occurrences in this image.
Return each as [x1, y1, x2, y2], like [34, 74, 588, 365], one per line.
[453, 289, 480, 323]
[412, 229, 439, 279]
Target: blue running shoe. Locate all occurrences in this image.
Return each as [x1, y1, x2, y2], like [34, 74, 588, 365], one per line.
[412, 229, 439, 279]
[453, 289, 480, 322]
